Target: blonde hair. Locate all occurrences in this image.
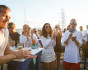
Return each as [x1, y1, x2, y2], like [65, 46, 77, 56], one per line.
[55, 24, 60, 27]
[23, 24, 31, 36]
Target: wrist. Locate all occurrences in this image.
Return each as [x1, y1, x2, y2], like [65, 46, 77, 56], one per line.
[10, 54, 16, 59]
[14, 50, 23, 59]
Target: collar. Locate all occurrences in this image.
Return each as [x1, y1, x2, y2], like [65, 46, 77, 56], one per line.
[69, 29, 76, 33]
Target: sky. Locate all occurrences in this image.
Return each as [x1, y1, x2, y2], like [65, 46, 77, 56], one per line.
[0, 0, 88, 30]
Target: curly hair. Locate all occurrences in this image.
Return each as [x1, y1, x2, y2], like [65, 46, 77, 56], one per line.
[42, 23, 53, 38]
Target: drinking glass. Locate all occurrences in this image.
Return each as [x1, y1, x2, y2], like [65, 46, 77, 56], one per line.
[11, 40, 15, 47]
[17, 43, 23, 50]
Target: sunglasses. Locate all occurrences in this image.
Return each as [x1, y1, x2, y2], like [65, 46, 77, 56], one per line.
[70, 22, 77, 24]
[45, 26, 51, 28]
[8, 27, 14, 29]
[22, 32, 24, 33]
[55, 27, 58, 28]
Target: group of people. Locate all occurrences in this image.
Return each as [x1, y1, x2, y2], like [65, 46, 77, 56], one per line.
[0, 5, 37, 67]
[0, 5, 88, 70]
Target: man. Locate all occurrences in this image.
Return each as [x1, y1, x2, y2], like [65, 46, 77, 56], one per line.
[8, 22, 20, 46]
[79, 26, 83, 32]
[62, 19, 82, 70]
[0, 5, 36, 65]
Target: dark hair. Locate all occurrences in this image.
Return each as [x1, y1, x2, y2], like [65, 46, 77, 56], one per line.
[8, 22, 15, 29]
[0, 5, 11, 12]
[42, 23, 53, 38]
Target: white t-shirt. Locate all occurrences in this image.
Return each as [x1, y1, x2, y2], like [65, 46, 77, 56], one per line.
[62, 30, 83, 63]
[19, 35, 32, 47]
[40, 36, 56, 62]
[0, 29, 9, 56]
[82, 30, 88, 42]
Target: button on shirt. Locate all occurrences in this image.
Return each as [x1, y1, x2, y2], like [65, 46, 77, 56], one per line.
[62, 30, 82, 63]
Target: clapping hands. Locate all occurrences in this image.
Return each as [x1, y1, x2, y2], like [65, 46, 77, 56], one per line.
[72, 36, 76, 41]
[51, 33, 56, 40]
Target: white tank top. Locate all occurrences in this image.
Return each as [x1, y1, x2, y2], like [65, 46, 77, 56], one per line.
[0, 29, 9, 56]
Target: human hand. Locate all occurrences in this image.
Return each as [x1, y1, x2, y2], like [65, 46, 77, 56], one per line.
[68, 32, 73, 39]
[23, 50, 37, 58]
[71, 36, 76, 41]
[83, 34, 87, 39]
[51, 33, 56, 40]
[15, 49, 37, 59]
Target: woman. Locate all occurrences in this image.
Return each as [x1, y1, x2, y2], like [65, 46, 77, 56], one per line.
[19, 24, 32, 47]
[54, 24, 62, 70]
[40, 23, 56, 70]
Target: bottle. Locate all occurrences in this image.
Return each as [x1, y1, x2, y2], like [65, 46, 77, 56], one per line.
[38, 39, 43, 48]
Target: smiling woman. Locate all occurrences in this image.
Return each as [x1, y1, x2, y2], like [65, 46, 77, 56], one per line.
[40, 23, 56, 70]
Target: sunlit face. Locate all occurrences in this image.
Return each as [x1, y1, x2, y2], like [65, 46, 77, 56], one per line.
[0, 8, 11, 29]
[45, 24, 51, 33]
[55, 25, 60, 31]
[70, 19, 77, 30]
[23, 25, 31, 32]
[79, 26, 83, 31]
[70, 24, 77, 30]
[23, 25, 29, 32]
[9, 25, 16, 33]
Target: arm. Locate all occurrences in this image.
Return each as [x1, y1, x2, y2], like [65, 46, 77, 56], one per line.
[0, 38, 16, 65]
[72, 36, 79, 46]
[64, 33, 73, 45]
[0, 54, 16, 65]
[51, 39, 56, 47]
[5, 41, 37, 59]
[62, 32, 73, 46]
[72, 32, 83, 47]
[41, 36, 52, 49]
[64, 37, 70, 45]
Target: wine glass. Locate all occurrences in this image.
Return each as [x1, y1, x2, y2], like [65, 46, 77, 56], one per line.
[11, 40, 15, 47]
